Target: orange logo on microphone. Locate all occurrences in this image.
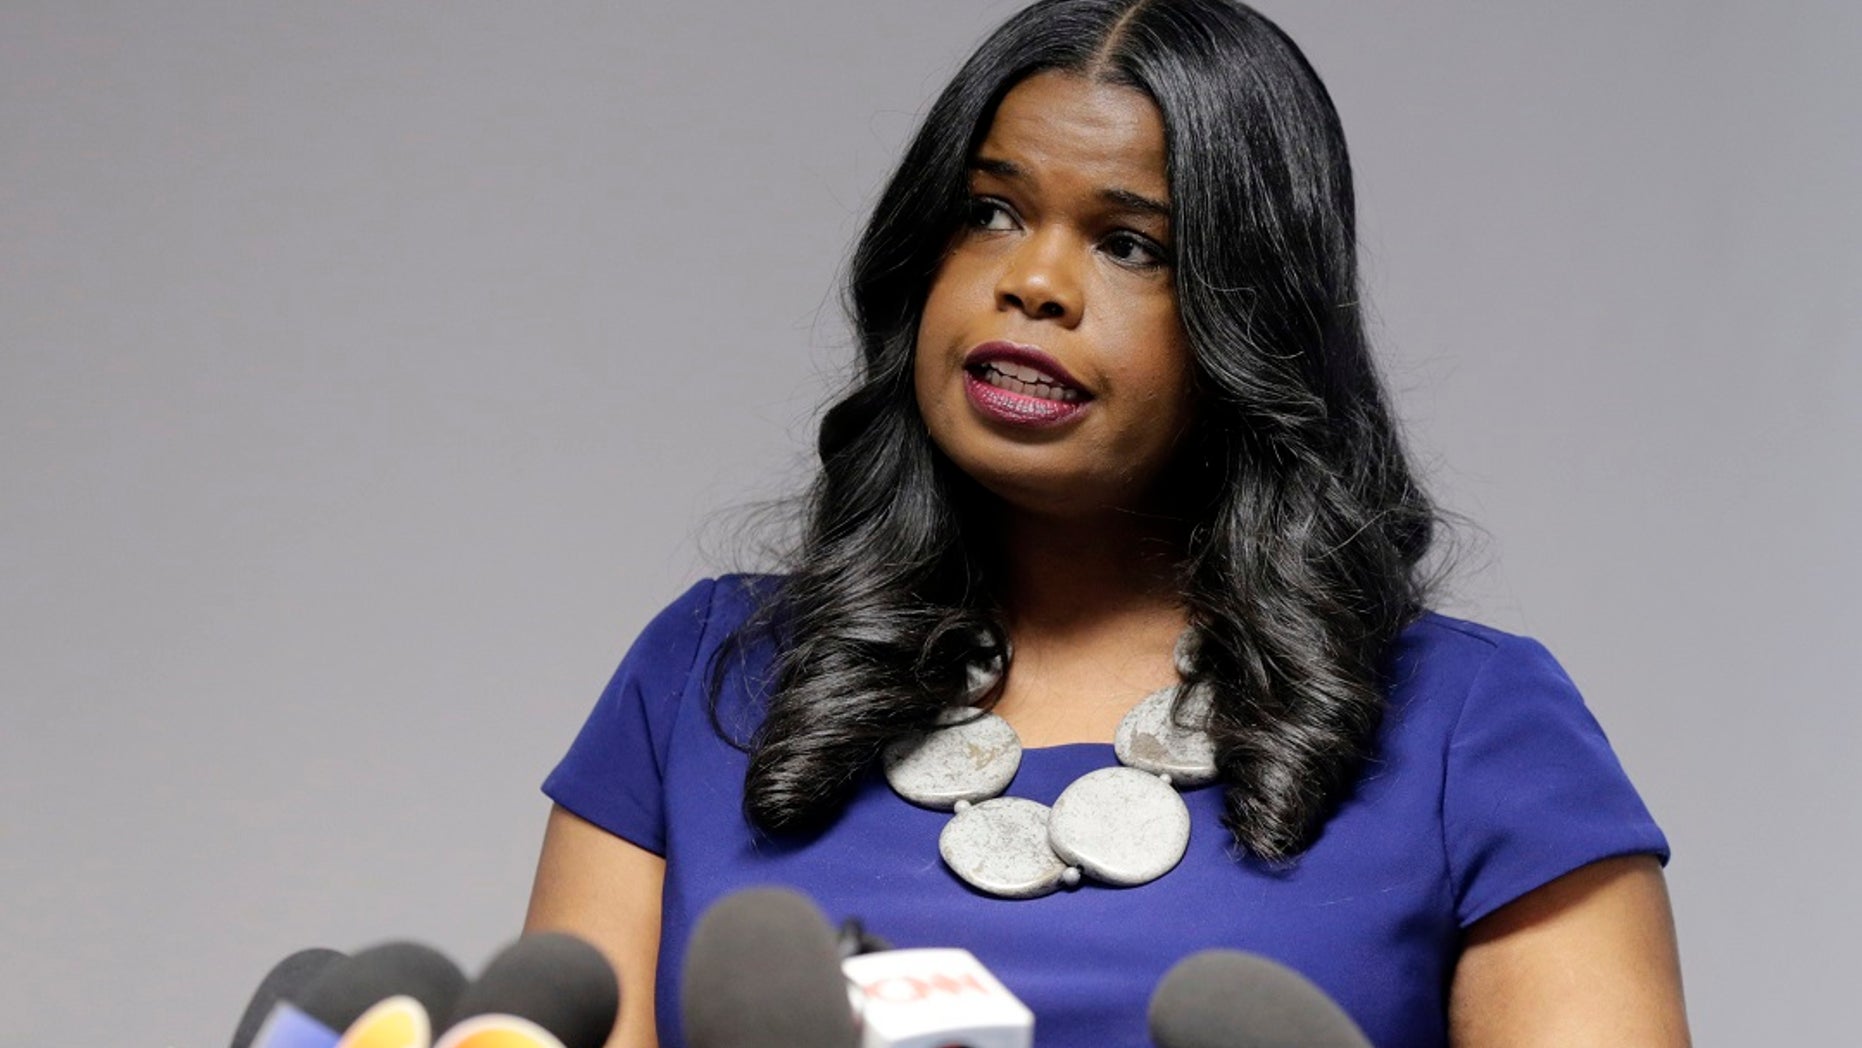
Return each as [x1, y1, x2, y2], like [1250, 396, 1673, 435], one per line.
[431, 1014, 567, 1048]
[860, 970, 995, 1003]
[334, 995, 431, 1048]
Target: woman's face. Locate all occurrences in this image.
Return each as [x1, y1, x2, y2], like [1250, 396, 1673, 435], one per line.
[914, 70, 1193, 520]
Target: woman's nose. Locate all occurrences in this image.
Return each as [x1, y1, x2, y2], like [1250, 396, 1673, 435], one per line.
[995, 233, 1083, 326]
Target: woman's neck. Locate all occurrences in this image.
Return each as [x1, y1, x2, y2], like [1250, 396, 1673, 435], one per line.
[981, 505, 1192, 745]
[992, 505, 1188, 647]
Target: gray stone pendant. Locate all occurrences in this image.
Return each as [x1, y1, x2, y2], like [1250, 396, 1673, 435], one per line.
[938, 797, 1079, 899]
[1113, 682, 1219, 787]
[1048, 767, 1193, 886]
[882, 707, 1021, 811]
[886, 627, 1216, 898]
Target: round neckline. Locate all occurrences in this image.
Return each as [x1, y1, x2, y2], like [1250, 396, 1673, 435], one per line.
[1018, 740, 1117, 754]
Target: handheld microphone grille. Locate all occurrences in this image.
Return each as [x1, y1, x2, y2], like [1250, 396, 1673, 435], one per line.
[681, 887, 859, 1048]
[231, 948, 346, 1048]
[299, 941, 466, 1048]
[437, 932, 619, 1048]
[1147, 949, 1372, 1048]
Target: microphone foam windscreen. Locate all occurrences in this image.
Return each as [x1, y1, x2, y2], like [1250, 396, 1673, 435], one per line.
[681, 887, 858, 1048]
[1148, 949, 1373, 1048]
[299, 941, 467, 1035]
[230, 948, 347, 1048]
[444, 932, 619, 1048]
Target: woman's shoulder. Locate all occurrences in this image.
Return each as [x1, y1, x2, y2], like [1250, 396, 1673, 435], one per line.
[541, 574, 789, 832]
[1397, 609, 1534, 656]
[1382, 613, 1670, 924]
[580, 574, 787, 707]
[637, 572, 785, 641]
[1380, 610, 1602, 740]
[1388, 610, 1571, 688]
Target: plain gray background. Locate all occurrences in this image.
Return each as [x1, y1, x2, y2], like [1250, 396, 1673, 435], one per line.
[4, 1, 1857, 1043]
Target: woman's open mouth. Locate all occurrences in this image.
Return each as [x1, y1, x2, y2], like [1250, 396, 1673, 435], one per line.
[969, 359, 1087, 402]
[960, 341, 1093, 426]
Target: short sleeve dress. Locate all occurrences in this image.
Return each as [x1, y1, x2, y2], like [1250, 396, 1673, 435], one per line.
[544, 575, 1668, 1048]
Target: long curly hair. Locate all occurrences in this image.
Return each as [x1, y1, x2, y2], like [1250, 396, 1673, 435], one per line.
[711, 0, 1440, 861]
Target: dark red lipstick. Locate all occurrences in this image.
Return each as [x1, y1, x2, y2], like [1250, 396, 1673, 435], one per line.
[960, 341, 1093, 428]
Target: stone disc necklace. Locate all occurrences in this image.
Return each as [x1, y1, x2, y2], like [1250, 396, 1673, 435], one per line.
[882, 634, 1218, 899]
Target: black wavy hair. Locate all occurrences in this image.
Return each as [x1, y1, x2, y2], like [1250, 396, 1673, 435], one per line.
[711, 0, 1439, 861]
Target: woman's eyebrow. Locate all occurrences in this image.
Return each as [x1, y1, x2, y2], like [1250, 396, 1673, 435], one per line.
[1100, 187, 1171, 223]
[969, 155, 1170, 222]
[968, 155, 1023, 180]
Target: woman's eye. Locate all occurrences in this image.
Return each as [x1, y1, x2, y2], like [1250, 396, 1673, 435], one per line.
[966, 197, 1017, 232]
[1104, 231, 1170, 270]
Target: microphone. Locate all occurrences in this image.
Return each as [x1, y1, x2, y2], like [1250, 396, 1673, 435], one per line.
[836, 917, 894, 960]
[231, 948, 346, 1048]
[252, 941, 466, 1048]
[1147, 950, 1371, 1048]
[842, 947, 1033, 1048]
[680, 887, 860, 1048]
[248, 1002, 346, 1048]
[434, 932, 620, 1048]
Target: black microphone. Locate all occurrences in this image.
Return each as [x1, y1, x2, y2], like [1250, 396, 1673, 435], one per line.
[680, 886, 860, 1048]
[1147, 950, 1371, 1048]
[299, 941, 466, 1046]
[835, 917, 894, 960]
[230, 947, 346, 1048]
[435, 932, 620, 1048]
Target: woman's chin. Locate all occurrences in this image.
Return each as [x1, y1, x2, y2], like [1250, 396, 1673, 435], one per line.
[961, 466, 1142, 523]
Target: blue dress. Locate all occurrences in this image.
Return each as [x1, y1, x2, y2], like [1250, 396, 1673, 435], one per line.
[544, 575, 1668, 1047]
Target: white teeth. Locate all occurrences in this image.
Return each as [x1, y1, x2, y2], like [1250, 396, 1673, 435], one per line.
[992, 360, 1054, 385]
[978, 365, 1082, 402]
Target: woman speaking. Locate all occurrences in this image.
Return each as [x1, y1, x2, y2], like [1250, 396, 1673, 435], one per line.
[525, 1, 1689, 1044]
